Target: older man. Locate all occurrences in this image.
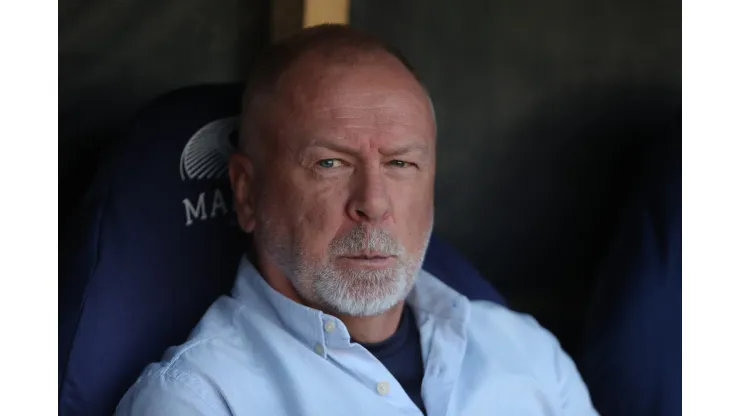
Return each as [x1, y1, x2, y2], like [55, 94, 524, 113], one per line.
[116, 25, 597, 416]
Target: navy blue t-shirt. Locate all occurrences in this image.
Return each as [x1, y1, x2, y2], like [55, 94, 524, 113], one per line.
[357, 305, 427, 414]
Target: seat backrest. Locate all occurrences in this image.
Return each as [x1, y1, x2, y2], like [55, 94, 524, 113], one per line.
[58, 83, 506, 416]
[577, 137, 681, 416]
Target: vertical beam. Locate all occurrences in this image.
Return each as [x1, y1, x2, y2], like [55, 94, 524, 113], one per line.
[271, 0, 350, 42]
[303, 0, 349, 28]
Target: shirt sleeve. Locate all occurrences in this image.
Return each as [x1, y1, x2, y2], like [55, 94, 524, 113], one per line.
[114, 367, 228, 416]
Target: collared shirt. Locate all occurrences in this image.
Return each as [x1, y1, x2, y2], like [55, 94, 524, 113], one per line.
[115, 257, 598, 416]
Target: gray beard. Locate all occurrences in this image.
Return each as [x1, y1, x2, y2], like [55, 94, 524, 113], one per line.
[258, 223, 432, 316]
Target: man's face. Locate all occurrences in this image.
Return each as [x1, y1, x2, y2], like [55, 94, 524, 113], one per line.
[236, 55, 436, 316]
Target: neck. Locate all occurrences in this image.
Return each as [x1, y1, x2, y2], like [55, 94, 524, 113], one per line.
[252, 250, 405, 344]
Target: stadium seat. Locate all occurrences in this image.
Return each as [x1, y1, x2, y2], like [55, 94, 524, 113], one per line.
[577, 137, 681, 416]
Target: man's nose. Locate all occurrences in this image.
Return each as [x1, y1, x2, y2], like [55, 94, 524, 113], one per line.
[347, 166, 390, 223]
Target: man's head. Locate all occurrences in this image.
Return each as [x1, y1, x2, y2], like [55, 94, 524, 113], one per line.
[229, 24, 436, 317]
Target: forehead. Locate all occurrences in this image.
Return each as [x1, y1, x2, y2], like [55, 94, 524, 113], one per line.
[272, 56, 436, 145]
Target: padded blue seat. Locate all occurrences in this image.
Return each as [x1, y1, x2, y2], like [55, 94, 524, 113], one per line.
[577, 138, 681, 416]
[58, 84, 507, 416]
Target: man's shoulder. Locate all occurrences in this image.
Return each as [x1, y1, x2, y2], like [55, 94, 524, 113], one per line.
[115, 348, 227, 415]
[115, 298, 267, 415]
[465, 300, 563, 366]
[414, 270, 561, 355]
[459, 301, 597, 414]
[154, 296, 271, 377]
[467, 300, 547, 335]
[126, 316, 241, 398]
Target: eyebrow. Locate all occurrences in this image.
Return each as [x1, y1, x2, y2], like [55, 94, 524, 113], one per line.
[304, 140, 430, 158]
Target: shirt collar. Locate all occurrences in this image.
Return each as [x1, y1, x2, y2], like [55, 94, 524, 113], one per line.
[230, 255, 470, 351]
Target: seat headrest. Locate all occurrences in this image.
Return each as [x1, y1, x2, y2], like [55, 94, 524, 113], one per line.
[59, 83, 249, 415]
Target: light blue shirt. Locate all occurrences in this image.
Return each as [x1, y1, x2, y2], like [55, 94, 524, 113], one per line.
[116, 257, 598, 415]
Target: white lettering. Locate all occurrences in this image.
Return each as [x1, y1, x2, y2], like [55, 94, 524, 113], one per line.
[210, 188, 228, 218]
[183, 193, 208, 226]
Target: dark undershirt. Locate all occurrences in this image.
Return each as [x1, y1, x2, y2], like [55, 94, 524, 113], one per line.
[355, 305, 427, 415]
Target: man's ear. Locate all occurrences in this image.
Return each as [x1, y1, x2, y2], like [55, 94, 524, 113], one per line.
[229, 152, 257, 233]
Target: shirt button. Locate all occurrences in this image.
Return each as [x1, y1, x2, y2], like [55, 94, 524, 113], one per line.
[324, 320, 336, 333]
[376, 381, 390, 396]
[314, 344, 325, 356]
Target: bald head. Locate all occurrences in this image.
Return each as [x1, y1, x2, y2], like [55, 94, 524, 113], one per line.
[239, 24, 434, 159]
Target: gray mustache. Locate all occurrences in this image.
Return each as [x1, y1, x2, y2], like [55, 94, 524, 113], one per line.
[330, 226, 402, 256]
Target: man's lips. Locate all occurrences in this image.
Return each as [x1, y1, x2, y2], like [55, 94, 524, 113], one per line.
[340, 252, 395, 260]
[337, 252, 397, 268]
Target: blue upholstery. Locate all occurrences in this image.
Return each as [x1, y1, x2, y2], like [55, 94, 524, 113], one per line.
[577, 139, 681, 416]
[58, 84, 506, 416]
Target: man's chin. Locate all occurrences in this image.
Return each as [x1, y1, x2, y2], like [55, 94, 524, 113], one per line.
[325, 295, 403, 317]
[312, 276, 408, 316]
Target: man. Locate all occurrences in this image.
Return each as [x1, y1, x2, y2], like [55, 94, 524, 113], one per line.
[116, 24, 597, 415]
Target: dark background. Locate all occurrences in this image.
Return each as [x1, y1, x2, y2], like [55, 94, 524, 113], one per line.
[59, 0, 680, 349]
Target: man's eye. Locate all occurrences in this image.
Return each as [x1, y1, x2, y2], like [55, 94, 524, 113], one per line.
[388, 160, 410, 168]
[317, 159, 343, 168]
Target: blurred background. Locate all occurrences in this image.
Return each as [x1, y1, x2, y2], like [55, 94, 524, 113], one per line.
[59, 0, 680, 352]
